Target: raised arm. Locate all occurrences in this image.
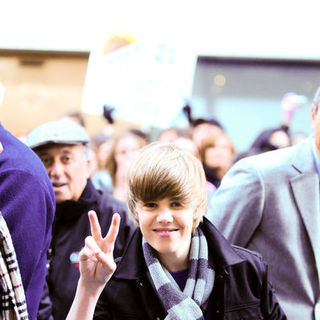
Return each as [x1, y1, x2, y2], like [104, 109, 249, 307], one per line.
[67, 210, 120, 320]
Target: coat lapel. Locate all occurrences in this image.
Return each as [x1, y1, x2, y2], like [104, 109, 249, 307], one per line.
[114, 229, 147, 280]
[291, 173, 320, 255]
[290, 138, 320, 279]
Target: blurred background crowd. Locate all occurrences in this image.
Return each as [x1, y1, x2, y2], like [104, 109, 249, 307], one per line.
[1, 0, 320, 202]
[1, 94, 309, 206]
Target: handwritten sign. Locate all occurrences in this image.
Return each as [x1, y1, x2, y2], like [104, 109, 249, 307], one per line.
[82, 39, 196, 128]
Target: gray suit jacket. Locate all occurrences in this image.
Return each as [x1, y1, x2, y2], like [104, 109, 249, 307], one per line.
[208, 137, 320, 320]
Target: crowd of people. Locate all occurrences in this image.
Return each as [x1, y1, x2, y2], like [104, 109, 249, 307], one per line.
[0, 87, 319, 320]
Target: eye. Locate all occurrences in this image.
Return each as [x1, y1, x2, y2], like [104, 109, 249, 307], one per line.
[143, 202, 158, 209]
[40, 157, 52, 167]
[171, 201, 183, 208]
[61, 155, 72, 164]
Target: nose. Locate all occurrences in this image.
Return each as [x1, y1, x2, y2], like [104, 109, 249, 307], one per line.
[156, 209, 173, 223]
[48, 161, 64, 178]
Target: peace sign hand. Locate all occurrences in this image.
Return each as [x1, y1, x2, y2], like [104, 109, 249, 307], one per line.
[79, 210, 120, 288]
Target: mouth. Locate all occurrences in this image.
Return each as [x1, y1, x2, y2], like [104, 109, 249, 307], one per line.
[153, 228, 178, 237]
[52, 182, 67, 189]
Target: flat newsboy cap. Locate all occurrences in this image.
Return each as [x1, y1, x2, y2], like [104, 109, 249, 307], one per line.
[26, 119, 90, 149]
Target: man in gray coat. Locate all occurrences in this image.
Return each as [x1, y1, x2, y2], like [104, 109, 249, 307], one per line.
[208, 87, 320, 320]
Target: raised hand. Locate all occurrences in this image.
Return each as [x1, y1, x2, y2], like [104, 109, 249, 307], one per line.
[79, 210, 120, 288]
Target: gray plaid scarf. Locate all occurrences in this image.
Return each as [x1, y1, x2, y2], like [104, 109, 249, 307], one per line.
[0, 212, 29, 320]
[142, 228, 215, 320]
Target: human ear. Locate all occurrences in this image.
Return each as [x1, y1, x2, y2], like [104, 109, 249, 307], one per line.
[84, 158, 92, 179]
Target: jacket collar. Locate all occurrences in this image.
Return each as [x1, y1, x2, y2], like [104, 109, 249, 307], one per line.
[291, 136, 315, 174]
[114, 217, 245, 280]
[114, 229, 147, 279]
[200, 217, 246, 269]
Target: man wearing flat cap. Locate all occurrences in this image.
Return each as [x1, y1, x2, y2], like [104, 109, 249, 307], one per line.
[26, 120, 135, 320]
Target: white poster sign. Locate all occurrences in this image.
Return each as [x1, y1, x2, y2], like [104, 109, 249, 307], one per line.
[82, 38, 197, 128]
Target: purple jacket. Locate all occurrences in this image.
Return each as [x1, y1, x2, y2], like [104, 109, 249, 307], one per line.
[0, 123, 55, 319]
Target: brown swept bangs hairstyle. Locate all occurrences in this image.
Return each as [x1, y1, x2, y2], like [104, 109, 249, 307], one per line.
[126, 141, 208, 228]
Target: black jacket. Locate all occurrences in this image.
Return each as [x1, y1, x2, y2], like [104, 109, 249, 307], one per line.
[94, 217, 286, 320]
[38, 179, 136, 320]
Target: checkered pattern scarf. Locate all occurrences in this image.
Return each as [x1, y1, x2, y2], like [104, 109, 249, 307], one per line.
[142, 228, 215, 320]
[0, 212, 29, 320]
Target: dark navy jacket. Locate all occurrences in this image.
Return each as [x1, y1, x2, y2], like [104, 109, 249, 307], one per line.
[94, 217, 286, 320]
